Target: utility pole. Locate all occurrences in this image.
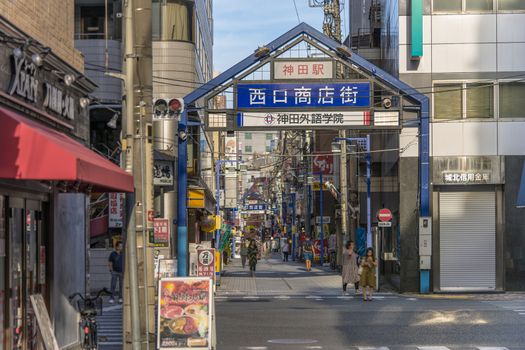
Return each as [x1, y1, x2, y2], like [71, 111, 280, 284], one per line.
[310, 0, 347, 265]
[122, 0, 154, 348]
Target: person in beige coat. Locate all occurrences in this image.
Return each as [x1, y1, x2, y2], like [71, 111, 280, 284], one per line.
[341, 241, 360, 295]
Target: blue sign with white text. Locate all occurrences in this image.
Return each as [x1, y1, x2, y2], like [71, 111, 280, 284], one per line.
[245, 204, 267, 211]
[237, 82, 370, 109]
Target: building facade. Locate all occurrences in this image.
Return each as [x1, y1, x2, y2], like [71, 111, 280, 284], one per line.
[348, 0, 525, 292]
[0, 0, 132, 348]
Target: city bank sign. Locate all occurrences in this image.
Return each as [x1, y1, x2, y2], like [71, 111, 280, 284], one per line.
[8, 54, 76, 120]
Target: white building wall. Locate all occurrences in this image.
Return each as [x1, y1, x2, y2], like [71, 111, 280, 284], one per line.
[399, 12, 525, 157]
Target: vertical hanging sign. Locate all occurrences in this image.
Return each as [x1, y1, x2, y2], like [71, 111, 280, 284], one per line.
[411, 0, 423, 59]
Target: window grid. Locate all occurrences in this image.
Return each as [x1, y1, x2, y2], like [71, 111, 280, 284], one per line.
[433, 0, 525, 13]
[433, 81, 496, 120]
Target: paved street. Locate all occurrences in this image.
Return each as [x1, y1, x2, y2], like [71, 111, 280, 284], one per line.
[216, 256, 525, 350]
[96, 255, 525, 349]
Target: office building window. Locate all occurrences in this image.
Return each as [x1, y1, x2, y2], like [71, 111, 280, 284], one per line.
[499, 0, 525, 10]
[466, 0, 493, 11]
[245, 145, 253, 153]
[266, 146, 271, 153]
[433, 0, 462, 12]
[500, 82, 525, 118]
[152, 0, 194, 41]
[434, 84, 462, 119]
[265, 134, 273, 140]
[244, 133, 252, 140]
[466, 83, 493, 118]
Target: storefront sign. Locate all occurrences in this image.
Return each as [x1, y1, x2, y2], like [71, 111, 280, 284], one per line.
[154, 160, 174, 186]
[237, 82, 370, 109]
[153, 219, 170, 247]
[313, 155, 334, 176]
[443, 172, 491, 184]
[245, 204, 267, 211]
[273, 60, 333, 79]
[237, 111, 371, 128]
[108, 193, 125, 228]
[8, 54, 77, 120]
[157, 278, 213, 349]
[187, 189, 205, 209]
[157, 259, 177, 280]
[433, 156, 503, 185]
[197, 249, 215, 277]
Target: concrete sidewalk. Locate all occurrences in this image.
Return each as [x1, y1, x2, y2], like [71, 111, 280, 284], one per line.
[218, 254, 350, 296]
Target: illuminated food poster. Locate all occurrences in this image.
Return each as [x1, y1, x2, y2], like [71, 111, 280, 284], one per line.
[157, 278, 213, 349]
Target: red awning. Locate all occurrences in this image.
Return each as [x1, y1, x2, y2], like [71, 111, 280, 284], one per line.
[0, 106, 134, 192]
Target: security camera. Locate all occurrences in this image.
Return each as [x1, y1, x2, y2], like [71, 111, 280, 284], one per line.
[116, 12, 123, 18]
[382, 97, 392, 109]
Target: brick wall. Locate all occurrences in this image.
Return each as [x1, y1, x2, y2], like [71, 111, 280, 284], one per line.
[0, 0, 84, 72]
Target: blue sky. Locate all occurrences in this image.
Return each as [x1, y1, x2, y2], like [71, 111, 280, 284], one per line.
[213, 0, 329, 73]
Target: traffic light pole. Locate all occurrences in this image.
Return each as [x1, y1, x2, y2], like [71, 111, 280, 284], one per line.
[177, 108, 188, 276]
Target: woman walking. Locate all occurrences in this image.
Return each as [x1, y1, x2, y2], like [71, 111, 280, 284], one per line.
[360, 247, 378, 301]
[247, 240, 258, 277]
[341, 241, 360, 295]
[240, 239, 248, 268]
[303, 237, 314, 271]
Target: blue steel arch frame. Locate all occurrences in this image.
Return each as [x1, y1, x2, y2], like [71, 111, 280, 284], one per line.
[178, 23, 430, 292]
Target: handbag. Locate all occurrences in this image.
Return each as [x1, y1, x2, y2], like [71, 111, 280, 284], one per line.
[358, 265, 363, 275]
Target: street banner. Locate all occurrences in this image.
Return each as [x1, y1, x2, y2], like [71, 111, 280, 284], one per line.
[108, 193, 124, 228]
[236, 111, 371, 128]
[157, 278, 213, 349]
[197, 249, 215, 277]
[153, 218, 170, 247]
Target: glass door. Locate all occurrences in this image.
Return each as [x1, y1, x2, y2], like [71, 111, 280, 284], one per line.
[8, 199, 24, 350]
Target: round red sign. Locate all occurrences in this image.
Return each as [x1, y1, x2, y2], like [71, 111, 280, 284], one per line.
[377, 208, 393, 222]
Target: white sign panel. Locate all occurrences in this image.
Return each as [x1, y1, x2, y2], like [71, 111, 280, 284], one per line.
[274, 60, 333, 80]
[378, 221, 392, 227]
[108, 193, 125, 228]
[154, 160, 174, 186]
[315, 216, 331, 224]
[237, 111, 371, 128]
[374, 111, 399, 126]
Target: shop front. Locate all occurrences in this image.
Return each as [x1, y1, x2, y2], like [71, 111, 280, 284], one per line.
[432, 156, 505, 292]
[0, 25, 133, 349]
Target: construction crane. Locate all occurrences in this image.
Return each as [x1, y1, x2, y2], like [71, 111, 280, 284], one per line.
[308, 0, 342, 43]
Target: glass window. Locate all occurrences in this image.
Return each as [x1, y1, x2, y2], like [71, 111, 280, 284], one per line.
[499, 0, 525, 10]
[433, 0, 462, 12]
[79, 6, 105, 38]
[245, 133, 252, 140]
[265, 134, 273, 140]
[156, 0, 194, 41]
[466, 83, 493, 118]
[245, 145, 253, 153]
[466, 0, 493, 11]
[434, 84, 462, 119]
[265, 146, 271, 153]
[500, 82, 525, 118]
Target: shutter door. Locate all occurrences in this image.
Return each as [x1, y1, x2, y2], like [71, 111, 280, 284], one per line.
[439, 191, 496, 291]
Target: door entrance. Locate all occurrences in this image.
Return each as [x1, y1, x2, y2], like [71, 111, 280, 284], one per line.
[7, 198, 46, 350]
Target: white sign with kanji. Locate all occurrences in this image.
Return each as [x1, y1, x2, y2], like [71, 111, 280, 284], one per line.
[274, 61, 333, 79]
[197, 249, 215, 277]
[108, 193, 125, 228]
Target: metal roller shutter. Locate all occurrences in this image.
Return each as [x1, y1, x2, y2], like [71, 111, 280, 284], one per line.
[439, 191, 496, 291]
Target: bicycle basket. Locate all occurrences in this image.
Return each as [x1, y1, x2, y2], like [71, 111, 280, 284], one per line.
[77, 297, 103, 316]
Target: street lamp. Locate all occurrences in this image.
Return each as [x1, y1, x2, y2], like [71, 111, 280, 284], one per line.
[215, 159, 243, 250]
[332, 135, 372, 248]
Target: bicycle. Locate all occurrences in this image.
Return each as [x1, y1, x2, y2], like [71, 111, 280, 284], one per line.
[69, 288, 110, 349]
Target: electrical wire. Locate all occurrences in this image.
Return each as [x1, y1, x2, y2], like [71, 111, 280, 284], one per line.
[292, 0, 302, 24]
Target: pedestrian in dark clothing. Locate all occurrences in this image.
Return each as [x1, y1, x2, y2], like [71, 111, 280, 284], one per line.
[282, 240, 290, 262]
[108, 241, 123, 303]
[247, 240, 258, 277]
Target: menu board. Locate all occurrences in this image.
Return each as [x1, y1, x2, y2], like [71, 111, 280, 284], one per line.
[157, 278, 213, 349]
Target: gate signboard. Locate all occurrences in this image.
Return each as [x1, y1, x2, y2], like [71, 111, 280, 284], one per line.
[237, 82, 370, 109]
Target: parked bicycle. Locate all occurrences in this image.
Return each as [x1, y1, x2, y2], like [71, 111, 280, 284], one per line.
[69, 288, 110, 349]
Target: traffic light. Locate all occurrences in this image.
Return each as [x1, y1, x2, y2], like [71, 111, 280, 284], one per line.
[153, 98, 184, 119]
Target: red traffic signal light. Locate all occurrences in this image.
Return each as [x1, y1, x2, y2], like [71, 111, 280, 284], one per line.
[168, 98, 184, 117]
